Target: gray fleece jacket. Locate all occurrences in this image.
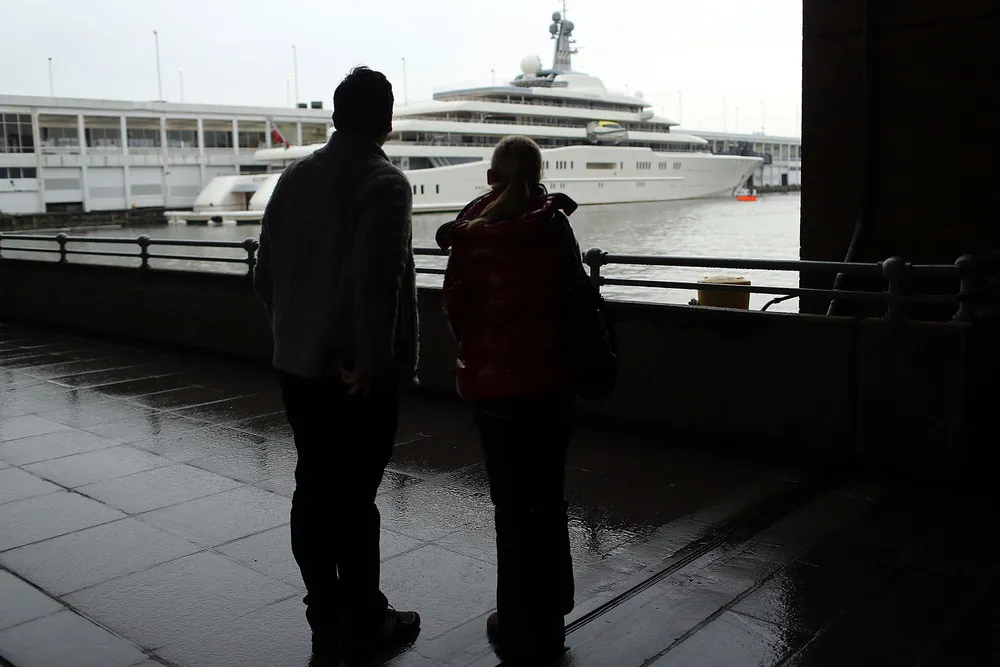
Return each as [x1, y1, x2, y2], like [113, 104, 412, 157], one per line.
[253, 131, 418, 381]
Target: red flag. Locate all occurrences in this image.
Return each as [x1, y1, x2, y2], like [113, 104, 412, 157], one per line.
[271, 125, 290, 148]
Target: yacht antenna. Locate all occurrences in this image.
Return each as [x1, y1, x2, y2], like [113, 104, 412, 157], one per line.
[550, 4, 578, 73]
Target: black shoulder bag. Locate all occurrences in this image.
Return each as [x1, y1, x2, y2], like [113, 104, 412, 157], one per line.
[554, 212, 618, 400]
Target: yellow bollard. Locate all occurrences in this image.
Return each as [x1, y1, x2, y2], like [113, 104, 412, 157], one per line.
[696, 275, 751, 309]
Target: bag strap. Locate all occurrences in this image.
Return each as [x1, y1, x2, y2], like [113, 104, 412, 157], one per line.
[551, 211, 587, 279]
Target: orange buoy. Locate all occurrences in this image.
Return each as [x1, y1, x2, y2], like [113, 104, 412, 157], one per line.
[736, 195, 757, 202]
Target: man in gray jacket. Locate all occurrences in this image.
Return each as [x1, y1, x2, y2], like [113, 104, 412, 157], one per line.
[253, 66, 419, 667]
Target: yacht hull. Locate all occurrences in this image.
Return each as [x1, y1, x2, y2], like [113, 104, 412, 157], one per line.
[166, 145, 760, 222]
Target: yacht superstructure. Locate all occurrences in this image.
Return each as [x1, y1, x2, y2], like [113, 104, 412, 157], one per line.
[175, 8, 761, 220]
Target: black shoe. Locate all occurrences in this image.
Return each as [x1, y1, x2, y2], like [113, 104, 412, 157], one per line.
[308, 653, 342, 667]
[308, 635, 343, 667]
[486, 612, 566, 665]
[343, 607, 421, 665]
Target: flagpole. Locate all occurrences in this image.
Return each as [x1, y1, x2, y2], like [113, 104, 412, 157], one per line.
[153, 30, 162, 100]
[292, 45, 299, 106]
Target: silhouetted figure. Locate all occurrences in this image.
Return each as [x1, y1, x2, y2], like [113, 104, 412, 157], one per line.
[437, 136, 577, 664]
[254, 66, 420, 667]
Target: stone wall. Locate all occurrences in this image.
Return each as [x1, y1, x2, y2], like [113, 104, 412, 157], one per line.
[0, 208, 167, 232]
[0, 258, 907, 469]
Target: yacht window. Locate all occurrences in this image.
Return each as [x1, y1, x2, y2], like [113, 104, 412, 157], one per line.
[420, 185, 424, 195]
[436, 185, 440, 194]
[586, 162, 616, 170]
[412, 185, 417, 195]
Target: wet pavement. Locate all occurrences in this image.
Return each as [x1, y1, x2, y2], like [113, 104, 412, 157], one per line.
[0, 322, 996, 667]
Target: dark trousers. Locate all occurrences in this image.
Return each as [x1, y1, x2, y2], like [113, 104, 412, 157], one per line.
[474, 394, 575, 649]
[280, 371, 398, 635]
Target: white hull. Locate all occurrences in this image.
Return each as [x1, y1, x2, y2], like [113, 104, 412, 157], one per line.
[166, 145, 759, 222]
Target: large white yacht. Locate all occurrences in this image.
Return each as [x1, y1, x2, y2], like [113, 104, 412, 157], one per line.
[171, 9, 762, 220]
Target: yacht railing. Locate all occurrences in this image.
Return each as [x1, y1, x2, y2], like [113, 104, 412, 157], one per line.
[0, 233, 985, 320]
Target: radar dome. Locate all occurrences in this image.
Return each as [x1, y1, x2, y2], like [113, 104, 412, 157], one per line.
[552, 11, 561, 21]
[520, 55, 542, 76]
[549, 23, 558, 35]
[563, 20, 575, 32]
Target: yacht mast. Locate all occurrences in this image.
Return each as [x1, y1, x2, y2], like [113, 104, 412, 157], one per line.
[550, 3, 578, 73]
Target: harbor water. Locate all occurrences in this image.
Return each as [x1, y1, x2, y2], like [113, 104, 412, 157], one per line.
[5, 193, 801, 312]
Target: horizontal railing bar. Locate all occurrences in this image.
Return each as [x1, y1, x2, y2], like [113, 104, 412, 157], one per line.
[414, 248, 448, 257]
[417, 268, 447, 275]
[601, 254, 882, 274]
[909, 264, 962, 277]
[145, 239, 251, 249]
[599, 277, 889, 301]
[147, 254, 249, 264]
[0, 246, 58, 254]
[63, 250, 140, 260]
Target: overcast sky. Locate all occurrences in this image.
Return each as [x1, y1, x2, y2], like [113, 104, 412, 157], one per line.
[3, 0, 802, 136]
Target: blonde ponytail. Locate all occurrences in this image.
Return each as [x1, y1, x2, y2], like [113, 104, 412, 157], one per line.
[472, 136, 543, 224]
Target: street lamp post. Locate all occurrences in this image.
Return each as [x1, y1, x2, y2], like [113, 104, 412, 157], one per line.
[292, 45, 299, 106]
[179, 68, 185, 103]
[153, 30, 163, 100]
[401, 58, 409, 105]
[48, 58, 54, 96]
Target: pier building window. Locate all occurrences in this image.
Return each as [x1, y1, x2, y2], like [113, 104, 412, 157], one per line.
[166, 129, 197, 148]
[203, 121, 234, 149]
[1, 167, 37, 179]
[301, 122, 328, 145]
[39, 115, 79, 152]
[237, 121, 267, 149]
[126, 118, 162, 150]
[166, 119, 199, 149]
[1, 114, 34, 153]
[84, 117, 121, 149]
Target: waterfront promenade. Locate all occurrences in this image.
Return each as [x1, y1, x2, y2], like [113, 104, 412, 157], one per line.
[0, 322, 994, 666]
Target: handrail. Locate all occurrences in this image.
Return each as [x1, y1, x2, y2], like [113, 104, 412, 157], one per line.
[0, 232, 979, 320]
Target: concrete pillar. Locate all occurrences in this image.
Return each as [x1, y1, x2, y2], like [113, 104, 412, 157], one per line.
[800, 0, 998, 316]
[121, 115, 131, 208]
[31, 111, 45, 213]
[296, 121, 303, 145]
[77, 114, 89, 211]
[196, 117, 206, 188]
[232, 119, 239, 157]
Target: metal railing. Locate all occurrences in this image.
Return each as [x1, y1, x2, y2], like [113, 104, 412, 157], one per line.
[0, 233, 985, 321]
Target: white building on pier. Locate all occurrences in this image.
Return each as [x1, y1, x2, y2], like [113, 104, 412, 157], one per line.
[1, 94, 801, 216]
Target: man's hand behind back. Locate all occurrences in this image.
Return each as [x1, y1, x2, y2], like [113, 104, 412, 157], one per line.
[341, 366, 372, 396]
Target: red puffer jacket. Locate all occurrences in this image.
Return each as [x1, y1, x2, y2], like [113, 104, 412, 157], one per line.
[436, 189, 579, 402]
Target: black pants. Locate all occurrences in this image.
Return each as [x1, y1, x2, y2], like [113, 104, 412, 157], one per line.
[280, 371, 398, 636]
[474, 394, 575, 650]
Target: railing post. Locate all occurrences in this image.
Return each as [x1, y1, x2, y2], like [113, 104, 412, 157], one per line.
[583, 247, 607, 291]
[56, 233, 68, 264]
[137, 235, 151, 270]
[243, 238, 258, 281]
[954, 254, 976, 321]
[880, 256, 907, 319]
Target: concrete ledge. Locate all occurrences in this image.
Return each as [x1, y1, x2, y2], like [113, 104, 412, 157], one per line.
[0, 259, 867, 462]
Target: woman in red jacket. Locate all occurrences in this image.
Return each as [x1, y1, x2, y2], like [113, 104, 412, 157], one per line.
[436, 135, 578, 664]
